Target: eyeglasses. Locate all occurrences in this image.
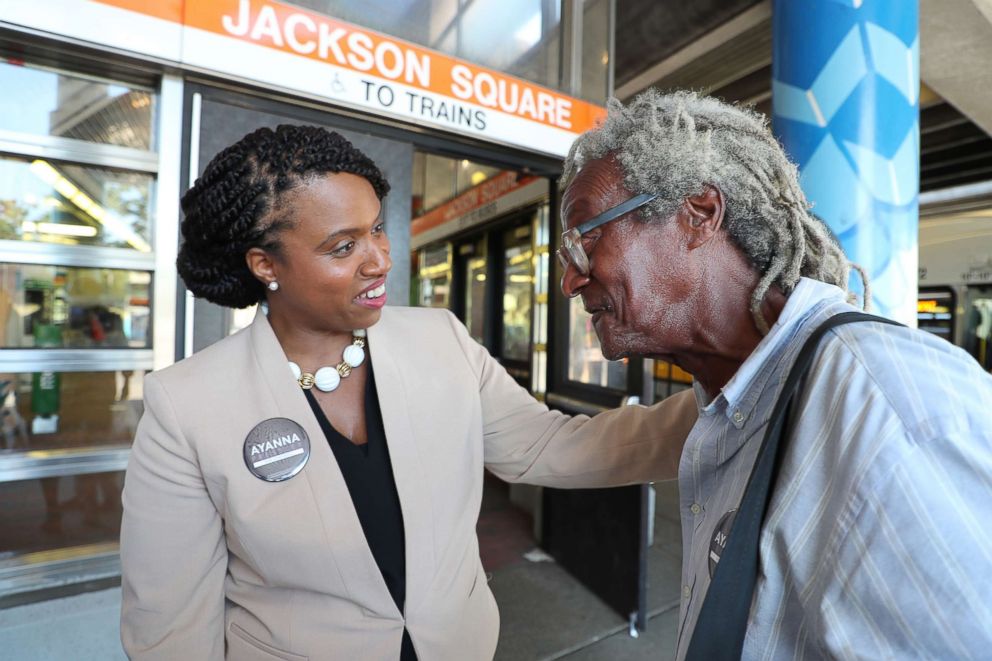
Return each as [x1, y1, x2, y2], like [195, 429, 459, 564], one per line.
[556, 193, 658, 275]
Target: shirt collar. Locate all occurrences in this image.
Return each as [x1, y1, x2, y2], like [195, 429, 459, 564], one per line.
[694, 278, 848, 428]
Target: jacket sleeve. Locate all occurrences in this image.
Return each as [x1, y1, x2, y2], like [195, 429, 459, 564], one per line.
[120, 373, 226, 660]
[444, 311, 698, 487]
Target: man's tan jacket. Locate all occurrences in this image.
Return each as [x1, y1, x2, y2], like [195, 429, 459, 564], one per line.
[120, 306, 696, 660]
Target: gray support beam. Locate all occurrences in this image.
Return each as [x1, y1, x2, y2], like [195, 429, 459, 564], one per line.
[561, 0, 584, 96]
[921, 0, 992, 137]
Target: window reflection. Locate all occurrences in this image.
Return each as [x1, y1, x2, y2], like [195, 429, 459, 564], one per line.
[0, 371, 144, 451]
[0, 472, 124, 557]
[0, 155, 153, 251]
[460, 0, 549, 74]
[292, 1, 562, 90]
[0, 60, 155, 150]
[567, 295, 626, 389]
[0, 263, 151, 349]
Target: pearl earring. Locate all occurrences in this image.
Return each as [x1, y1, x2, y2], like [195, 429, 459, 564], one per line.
[267, 281, 279, 292]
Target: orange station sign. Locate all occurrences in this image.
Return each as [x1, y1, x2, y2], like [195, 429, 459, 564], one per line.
[4, 0, 605, 157]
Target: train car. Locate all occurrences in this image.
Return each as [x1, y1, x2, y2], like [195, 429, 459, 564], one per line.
[918, 204, 992, 371]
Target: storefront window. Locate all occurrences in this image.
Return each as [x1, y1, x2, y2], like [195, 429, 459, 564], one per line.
[0, 471, 124, 556]
[0, 60, 155, 151]
[567, 296, 626, 389]
[0, 370, 144, 451]
[0, 58, 159, 598]
[0, 155, 153, 251]
[0, 263, 151, 349]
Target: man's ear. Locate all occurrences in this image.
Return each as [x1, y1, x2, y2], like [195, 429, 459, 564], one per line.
[681, 184, 725, 250]
[246, 247, 276, 285]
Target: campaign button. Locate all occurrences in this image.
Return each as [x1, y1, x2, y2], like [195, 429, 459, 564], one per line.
[243, 418, 310, 482]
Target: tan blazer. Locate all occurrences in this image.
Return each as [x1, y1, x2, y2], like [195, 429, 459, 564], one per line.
[120, 306, 696, 660]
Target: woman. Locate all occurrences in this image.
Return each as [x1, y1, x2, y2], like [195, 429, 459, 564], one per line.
[120, 125, 696, 660]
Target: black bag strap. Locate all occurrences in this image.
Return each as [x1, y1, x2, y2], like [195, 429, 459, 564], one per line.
[684, 311, 902, 661]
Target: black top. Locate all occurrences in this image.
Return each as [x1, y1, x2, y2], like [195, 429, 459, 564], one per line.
[303, 361, 417, 661]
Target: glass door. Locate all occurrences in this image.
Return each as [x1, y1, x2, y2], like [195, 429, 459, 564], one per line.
[456, 238, 489, 348]
[416, 242, 453, 309]
[499, 223, 534, 388]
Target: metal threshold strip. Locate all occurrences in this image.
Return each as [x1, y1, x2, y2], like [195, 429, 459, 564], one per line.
[0, 542, 120, 600]
[0, 445, 130, 482]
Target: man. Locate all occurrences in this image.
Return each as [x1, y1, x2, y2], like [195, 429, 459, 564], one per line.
[559, 90, 992, 659]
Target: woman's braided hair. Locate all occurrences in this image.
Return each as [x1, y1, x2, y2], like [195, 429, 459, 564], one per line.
[177, 124, 390, 308]
[562, 89, 868, 334]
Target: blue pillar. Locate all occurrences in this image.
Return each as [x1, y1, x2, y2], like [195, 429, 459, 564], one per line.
[772, 0, 919, 324]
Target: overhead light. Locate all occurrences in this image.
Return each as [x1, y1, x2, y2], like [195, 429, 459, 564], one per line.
[419, 262, 451, 277]
[36, 222, 98, 237]
[28, 159, 152, 252]
[461, 159, 470, 168]
[509, 250, 533, 265]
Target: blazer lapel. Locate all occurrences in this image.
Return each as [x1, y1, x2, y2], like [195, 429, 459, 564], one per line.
[368, 310, 436, 612]
[248, 309, 398, 617]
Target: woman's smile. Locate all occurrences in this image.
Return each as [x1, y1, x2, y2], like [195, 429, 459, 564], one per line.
[355, 279, 388, 309]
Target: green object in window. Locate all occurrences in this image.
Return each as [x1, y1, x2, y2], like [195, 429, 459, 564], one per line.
[32, 324, 62, 417]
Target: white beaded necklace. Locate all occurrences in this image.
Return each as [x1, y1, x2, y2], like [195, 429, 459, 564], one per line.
[288, 329, 367, 392]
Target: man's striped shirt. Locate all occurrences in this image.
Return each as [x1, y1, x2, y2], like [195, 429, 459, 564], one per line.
[676, 277, 992, 660]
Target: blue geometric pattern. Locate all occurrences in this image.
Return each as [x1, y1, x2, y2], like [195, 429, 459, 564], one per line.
[772, 0, 919, 324]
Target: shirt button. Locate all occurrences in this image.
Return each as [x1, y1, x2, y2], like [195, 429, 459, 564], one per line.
[732, 409, 745, 424]
[690, 503, 702, 515]
[682, 585, 691, 598]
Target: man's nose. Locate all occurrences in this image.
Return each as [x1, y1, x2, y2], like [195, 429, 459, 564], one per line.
[560, 262, 590, 299]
